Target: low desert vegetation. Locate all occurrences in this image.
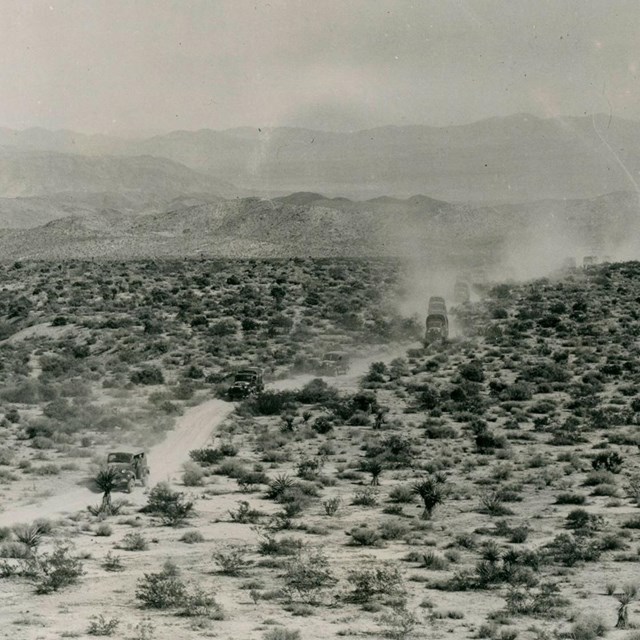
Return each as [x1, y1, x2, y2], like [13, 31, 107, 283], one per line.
[2, 259, 640, 639]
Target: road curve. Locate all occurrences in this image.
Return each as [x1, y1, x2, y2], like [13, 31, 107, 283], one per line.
[0, 398, 234, 527]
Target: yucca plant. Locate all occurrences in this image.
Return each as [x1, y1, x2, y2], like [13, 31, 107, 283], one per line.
[95, 468, 119, 515]
[266, 474, 295, 501]
[360, 458, 384, 486]
[412, 473, 448, 519]
[615, 584, 638, 629]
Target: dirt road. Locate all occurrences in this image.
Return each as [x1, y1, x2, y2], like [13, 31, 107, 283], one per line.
[0, 343, 414, 528]
[0, 398, 234, 528]
[269, 342, 417, 393]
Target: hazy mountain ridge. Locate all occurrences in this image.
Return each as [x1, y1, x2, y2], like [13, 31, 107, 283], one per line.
[3, 114, 640, 202]
[0, 147, 239, 199]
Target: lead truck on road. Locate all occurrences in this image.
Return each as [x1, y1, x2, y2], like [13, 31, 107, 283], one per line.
[106, 448, 150, 492]
[425, 296, 449, 344]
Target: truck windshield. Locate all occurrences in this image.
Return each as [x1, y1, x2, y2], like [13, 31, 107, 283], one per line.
[108, 453, 133, 463]
[234, 374, 255, 382]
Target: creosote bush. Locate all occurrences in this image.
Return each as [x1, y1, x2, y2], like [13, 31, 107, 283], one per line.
[143, 482, 194, 526]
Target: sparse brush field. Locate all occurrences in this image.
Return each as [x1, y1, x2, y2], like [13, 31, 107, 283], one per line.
[0, 258, 419, 509]
[3, 260, 640, 640]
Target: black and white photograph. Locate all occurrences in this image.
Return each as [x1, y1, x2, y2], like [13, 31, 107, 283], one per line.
[1, 1, 640, 638]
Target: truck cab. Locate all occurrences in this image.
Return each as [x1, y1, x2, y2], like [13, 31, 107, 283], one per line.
[227, 367, 264, 400]
[426, 296, 449, 344]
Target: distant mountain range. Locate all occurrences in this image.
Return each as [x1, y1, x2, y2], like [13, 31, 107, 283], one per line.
[0, 114, 639, 265]
[3, 114, 640, 202]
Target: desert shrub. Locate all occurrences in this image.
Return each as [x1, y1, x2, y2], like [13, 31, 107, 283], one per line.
[480, 490, 514, 516]
[544, 533, 602, 566]
[180, 531, 205, 544]
[295, 379, 339, 404]
[565, 509, 605, 535]
[352, 486, 379, 506]
[182, 462, 204, 487]
[95, 523, 113, 537]
[130, 367, 164, 385]
[229, 501, 263, 524]
[421, 551, 449, 570]
[503, 382, 533, 401]
[322, 497, 342, 516]
[31, 543, 85, 594]
[213, 546, 250, 576]
[555, 493, 587, 505]
[346, 563, 405, 603]
[120, 532, 149, 551]
[254, 528, 304, 556]
[136, 561, 187, 609]
[592, 451, 623, 473]
[144, 483, 194, 526]
[87, 614, 120, 636]
[505, 581, 569, 616]
[189, 448, 224, 465]
[365, 433, 415, 467]
[102, 552, 124, 572]
[311, 415, 333, 434]
[296, 457, 323, 480]
[347, 524, 382, 547]
[282, 549, 337, 603]
[584, 470, 617, 487]
[249, 391, 297, 416]
[459, 360, 485, 383]
[474, 424, 508, 453]
[389, 484, 415, 504]
[379, 519, 410, 541]
[423, 421, 457, 439]
[570, 614, 608, 640]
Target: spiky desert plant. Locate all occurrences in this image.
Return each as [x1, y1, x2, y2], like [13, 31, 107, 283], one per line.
[615, 584, 638, 629]
[412, 473, 447, 519]
[95, 468, 119, 515]
[361, 458, 384, 486]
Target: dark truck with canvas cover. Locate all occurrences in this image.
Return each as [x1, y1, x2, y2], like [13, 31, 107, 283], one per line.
[227, 367, 264, 400]
[425, 296, 449, 344]
[106, 448, 149, 493]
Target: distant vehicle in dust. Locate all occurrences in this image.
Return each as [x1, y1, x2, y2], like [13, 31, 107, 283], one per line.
[227, 367, 264, 400]
[583, 256, 598, 268]
[562, 257, 577, 271]
[425, 296, 449, 344]
[320, 351, 350, 375]
[453, 280, 471, 304]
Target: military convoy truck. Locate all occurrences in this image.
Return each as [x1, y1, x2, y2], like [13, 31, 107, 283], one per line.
[227, 367, 264, 400]
[425, 296, 449, 344]
[320, 351, 350, 375]
[106, 448, 149, 493]
[453, 280, 471, 304]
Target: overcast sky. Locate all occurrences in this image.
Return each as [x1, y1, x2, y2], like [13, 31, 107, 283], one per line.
[1, 0, 639, 134]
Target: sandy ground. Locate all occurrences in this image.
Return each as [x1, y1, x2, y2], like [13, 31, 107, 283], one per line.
[0, 399, 234, 527]
[0, 345, 409, 527]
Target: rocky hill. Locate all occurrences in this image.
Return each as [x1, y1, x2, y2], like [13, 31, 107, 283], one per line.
[0, 191, 637, 267]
